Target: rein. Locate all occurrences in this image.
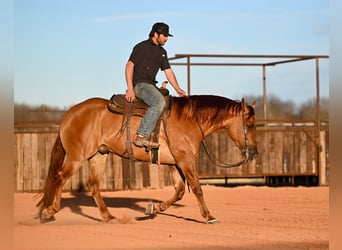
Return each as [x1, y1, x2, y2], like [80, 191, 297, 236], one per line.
[198, 104, 250, 169]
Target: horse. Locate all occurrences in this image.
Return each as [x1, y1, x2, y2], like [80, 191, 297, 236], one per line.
[37, 95, 258, 224]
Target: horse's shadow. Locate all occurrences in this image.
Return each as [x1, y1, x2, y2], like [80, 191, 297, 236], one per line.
[60, 191, 204, 224]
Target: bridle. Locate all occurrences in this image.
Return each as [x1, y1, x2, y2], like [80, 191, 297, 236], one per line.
[241, 107, 250, 163]
[199, 106, 251, 169]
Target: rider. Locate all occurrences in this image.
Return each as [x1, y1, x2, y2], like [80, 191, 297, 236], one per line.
[125, 22, 186, 148]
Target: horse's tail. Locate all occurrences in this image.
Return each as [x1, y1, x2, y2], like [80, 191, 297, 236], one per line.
[36, 134, 65, 209]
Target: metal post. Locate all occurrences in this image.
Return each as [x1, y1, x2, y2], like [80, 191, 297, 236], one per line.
[187, 56, 191, 95]
[262, 65, 267, 121]
[315, 57, 321, 184]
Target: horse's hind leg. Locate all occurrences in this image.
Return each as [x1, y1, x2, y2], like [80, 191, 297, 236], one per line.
[147, 165, 185, 214]
[88, 153, 115, 222]
[40, 156, 82, 221]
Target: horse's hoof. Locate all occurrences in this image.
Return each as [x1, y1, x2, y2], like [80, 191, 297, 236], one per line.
[40, 214, 56, 224]
[40, 209, 49, 220]
[104, 214, 116, 221]
[145, 203, 154, 215]
[207, 219, 219, 224]
[40, 216, 56, 224]
[40, 209, 56, 224]
[105, 218, 119, 224]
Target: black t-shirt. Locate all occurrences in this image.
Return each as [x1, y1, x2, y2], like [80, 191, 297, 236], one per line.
[128, 39, 171, 86]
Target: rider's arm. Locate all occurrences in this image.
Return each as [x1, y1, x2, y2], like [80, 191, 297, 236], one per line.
[125, 60, 135, 102]
[164, 68, 186, 97]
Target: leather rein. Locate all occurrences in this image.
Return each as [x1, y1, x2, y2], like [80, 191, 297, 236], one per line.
[198, 106, 250, 169]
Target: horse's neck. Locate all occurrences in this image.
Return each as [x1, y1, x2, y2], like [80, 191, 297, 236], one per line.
[194, 116, 228, 138]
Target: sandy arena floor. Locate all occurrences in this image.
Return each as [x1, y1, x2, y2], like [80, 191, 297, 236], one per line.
[14, 185, 328, 250]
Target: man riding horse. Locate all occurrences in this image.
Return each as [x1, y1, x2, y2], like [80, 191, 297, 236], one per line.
[124, 22, 186, 148]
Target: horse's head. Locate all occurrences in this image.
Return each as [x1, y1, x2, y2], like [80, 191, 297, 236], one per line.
[227, 98, 258, 161]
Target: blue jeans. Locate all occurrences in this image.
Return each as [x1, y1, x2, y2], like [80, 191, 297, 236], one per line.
[134, 82, 166, 138]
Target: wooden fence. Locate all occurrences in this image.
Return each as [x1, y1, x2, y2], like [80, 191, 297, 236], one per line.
[14, 133, 173, 192]
[14, 124, 329, 192]
[197, 126, 328, 186]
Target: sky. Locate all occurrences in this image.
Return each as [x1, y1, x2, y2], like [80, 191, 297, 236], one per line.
[14, 0, 329, 109]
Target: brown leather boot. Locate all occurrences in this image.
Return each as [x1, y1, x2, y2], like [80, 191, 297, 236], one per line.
[133, 135, 159, 148]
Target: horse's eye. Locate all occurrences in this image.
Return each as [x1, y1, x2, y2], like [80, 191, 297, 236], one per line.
[247, 124, 255, 129]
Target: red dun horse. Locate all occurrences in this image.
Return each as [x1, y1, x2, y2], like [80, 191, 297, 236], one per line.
[37, 95, 258, 224]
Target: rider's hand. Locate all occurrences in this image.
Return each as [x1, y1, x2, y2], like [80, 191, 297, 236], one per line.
[176, 88, 186, 97]
[125, 89, 135, 103]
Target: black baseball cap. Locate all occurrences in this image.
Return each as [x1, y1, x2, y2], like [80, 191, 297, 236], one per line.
[150, 22, 173, 37]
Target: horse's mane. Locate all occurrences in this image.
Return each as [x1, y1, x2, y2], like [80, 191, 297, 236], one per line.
[172, 95, 253, 127]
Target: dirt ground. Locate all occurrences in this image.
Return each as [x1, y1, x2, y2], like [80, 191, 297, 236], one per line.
[14, 185, 328, 250]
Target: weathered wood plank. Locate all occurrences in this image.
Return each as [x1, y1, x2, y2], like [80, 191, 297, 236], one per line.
[15, 134, 24, 191]
[103, 154, 114, 190]
[31, 134, 39, 191]
[23, 134, 32, 191]
[299, 132, 308, 173]
[113, 154, 123, 190]
[149, 163, 159, 189]
[134, 161, 144, 189]
[319, 131, 327, 185]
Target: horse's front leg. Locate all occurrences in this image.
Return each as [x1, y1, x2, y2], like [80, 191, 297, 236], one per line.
[179, 156, 217, 224]
[188, 174, 217, 224]
[146, 165, 185, 214]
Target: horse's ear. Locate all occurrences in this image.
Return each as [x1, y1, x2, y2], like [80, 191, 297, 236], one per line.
[251, 101, 256, 109]
[241, 98, 248, 112]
